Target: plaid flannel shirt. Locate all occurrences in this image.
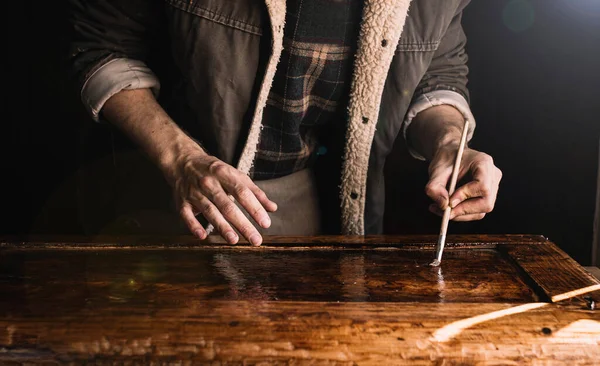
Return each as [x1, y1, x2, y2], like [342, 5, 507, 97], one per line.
[250, 0, 363, 180]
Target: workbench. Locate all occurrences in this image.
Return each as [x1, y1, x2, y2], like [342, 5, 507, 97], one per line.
[1, 235, 599, 364]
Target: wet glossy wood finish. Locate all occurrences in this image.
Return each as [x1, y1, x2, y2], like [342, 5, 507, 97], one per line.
[501, 244, 600, 304]
[0, 235, 599, 364]
[0, 248, 537, 306]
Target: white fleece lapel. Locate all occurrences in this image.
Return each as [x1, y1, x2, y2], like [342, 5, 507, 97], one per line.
[206, 0, 286, 235]
[236, 0, 287, 176]
[341, 0, 413, 234]
[215, 0, 412, 236]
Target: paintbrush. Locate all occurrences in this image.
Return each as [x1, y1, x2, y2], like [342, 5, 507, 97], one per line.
[430, 119, 470, 267]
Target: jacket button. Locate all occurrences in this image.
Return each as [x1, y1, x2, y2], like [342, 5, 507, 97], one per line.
[362, 117, 369, 124]
[351, 192, 359, 200]
[381, 39, 388, 47]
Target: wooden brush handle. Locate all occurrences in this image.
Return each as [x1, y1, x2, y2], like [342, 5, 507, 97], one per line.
[447, 120, 470, 198]
[434, 120, 470, 265]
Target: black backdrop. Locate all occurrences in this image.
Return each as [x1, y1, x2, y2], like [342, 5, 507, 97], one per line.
[3, 0, 600, 264]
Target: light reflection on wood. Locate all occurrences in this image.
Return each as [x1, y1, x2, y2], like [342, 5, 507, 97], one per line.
[550, 319, 600, 344]
[1, 236, 599, 363]
[432, 284, 600, 343]
[431, 302, 549, 343]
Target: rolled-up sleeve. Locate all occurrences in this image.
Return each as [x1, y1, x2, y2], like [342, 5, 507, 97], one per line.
[81, 58, 160, 121]
[402, 0, 475, 161]
[68, 0, 162, 121]
[403, 90, 475, 160]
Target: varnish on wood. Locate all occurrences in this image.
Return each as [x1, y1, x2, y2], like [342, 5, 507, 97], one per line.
[0, 235, 598, 364]
[1, 248, 537, 306]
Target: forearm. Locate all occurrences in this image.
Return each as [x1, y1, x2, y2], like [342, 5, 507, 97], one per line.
[102, 88, 205, 182]
[406, 105, 466, 161]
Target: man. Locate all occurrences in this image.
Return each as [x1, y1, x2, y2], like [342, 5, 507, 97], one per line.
[69, 0, 502, 245]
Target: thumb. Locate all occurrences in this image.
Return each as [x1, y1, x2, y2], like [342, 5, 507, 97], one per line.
[425, 164, 452, 209]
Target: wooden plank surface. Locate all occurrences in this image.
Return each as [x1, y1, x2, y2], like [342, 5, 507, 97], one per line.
[0, 301, 598, 364]
[0, 248, 538, 306]
[502, 243, 600, 304]
[1, 235, 598, 364]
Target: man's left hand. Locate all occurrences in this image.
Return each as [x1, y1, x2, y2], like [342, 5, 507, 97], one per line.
[425, 146, 502, 221]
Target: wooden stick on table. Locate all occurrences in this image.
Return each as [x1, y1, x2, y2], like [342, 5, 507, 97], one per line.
[431, 119, 470, 266]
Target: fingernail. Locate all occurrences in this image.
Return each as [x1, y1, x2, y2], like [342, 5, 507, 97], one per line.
[450, 199, 459, 208]
[260, 216, 271, 228]
[225, 232, 238, 244]
[195, 230, 206, 240]
[249, 234, 262, 246]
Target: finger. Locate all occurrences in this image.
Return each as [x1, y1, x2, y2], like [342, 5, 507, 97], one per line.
[429, 204, 445, 217]
[425, 165, 453, 209]
[449, 179, 491, 209]
[429, 204, 486, 222]
[452, 213, 486, 222]
[210, 190, 263, 247]
[224, 181, 273, 229]
[180, 202, 207, 240]
[192, 195, 239, 245]
[448, 197, 495, 219]
[208, 162, 277, 213]
[450, 156, 497, 208]
[245, 178, 278, 212]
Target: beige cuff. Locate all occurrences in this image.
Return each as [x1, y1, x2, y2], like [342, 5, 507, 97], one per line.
[81, 58, 161, 122]
[403, 90, 476, 161]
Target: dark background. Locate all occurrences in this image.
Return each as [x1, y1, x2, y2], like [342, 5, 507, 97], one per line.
[3, 1, 599, 264]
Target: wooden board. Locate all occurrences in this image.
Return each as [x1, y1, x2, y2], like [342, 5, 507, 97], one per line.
[0, 235, 599, 364]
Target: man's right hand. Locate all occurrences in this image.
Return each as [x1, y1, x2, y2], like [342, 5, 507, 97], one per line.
[164, 148, 278, 246]
[102, 89, 276, 246]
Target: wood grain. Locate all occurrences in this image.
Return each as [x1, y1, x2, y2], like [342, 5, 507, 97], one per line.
[0, 248, 538, 308]
[0, 301, 598, 364]
[502, 243, 600, 304]
[0, 235, 598, 364]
